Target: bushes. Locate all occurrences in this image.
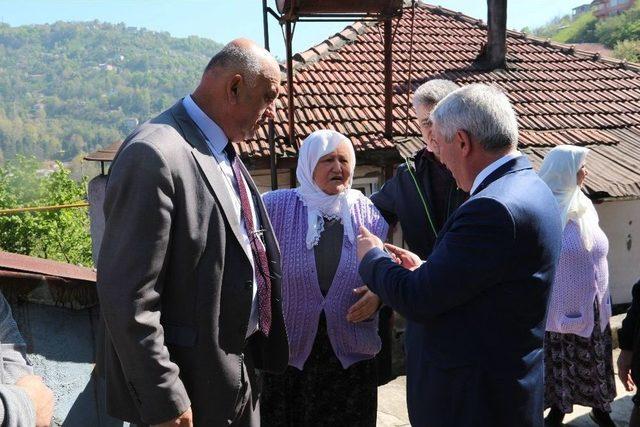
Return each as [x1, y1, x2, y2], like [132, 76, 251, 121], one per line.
[554, 12, 599, 44]
[614, 39, 640, 62]
[0, 156, 93, 266]
[595, 6, 640, 48]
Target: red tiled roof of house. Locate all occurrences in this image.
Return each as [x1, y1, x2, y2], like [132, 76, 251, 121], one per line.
[245, 1, 640, 199]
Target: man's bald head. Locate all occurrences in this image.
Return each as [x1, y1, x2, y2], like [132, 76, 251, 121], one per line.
[193, 38, 281, 142]
[205, 38, 279, 87]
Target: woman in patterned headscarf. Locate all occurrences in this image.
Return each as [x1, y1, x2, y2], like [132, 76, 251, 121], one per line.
[540, 145, 616, 427]
[259, 130, 388, 426]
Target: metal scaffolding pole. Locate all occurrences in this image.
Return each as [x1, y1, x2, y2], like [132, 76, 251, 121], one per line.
[262, 0, 279, 190]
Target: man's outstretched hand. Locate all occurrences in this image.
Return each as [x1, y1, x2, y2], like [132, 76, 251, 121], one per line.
[152, 408, 193, 427]
[356, 225, 384, 261]
[383, 243, 422, 271]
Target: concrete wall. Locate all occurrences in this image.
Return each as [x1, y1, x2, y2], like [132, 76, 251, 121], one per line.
[595, 199, 640, 305]
[8, 298, 126, 426]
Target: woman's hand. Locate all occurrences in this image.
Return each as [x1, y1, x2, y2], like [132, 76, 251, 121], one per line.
[617, 350, 635, 392]
[346, 286, 381, 323]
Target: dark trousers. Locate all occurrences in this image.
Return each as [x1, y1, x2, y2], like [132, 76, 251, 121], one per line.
[136, 349, 260, 427]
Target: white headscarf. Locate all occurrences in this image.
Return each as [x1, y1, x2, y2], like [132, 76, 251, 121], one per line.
[538, 145, 599, 251]
[295, 130, 363, 249]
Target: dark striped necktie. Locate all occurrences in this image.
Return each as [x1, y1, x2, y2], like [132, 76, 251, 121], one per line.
[224, 142, 272, 336]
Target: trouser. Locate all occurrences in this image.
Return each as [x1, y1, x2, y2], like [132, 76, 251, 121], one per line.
[137, 350, 260, 427]
[230, 349, 261, 427]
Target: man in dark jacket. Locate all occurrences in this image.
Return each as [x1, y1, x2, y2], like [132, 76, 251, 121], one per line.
[371, 79, 467, 258]
[369, 80, 467, 384]
[617, 277, 640, 427]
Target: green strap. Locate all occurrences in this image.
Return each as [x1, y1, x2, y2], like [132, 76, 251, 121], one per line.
[404, 157, 438, 239]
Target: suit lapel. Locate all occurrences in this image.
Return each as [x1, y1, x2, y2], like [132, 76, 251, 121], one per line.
[169, 101, 252, 263]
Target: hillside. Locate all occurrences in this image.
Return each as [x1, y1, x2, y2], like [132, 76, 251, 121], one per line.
[0, 21, 222, 162]
[530, 4, 640, 62]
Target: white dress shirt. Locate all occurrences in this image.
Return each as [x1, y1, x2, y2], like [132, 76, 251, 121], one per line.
[470, 151, 522, 195]
[183, 95, 260, 337]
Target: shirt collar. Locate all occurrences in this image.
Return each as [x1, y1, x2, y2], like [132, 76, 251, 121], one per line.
[182, 95, 228, 154]
[470, 151, 522, 195]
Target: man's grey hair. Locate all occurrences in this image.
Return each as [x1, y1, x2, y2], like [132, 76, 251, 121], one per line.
[205, 44, 272, 87]
[412, 79, 459, 109]
[430, 84, 518, 152]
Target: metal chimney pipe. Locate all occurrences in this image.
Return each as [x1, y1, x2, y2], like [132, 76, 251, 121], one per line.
[481, 0, 507, 69]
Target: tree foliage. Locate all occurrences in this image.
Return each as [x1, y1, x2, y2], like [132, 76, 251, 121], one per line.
[554, 12, 598, 44]
[0, 156, 93, 266]
[0, 21, 222, 162]
[595, 5, 640, 48]
[531, 4, 640, 62]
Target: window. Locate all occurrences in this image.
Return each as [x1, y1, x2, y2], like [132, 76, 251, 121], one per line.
[352, 177, 380, 197]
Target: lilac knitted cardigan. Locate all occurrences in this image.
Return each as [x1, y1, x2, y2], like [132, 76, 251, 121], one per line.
[545, 220, 611, 338]
[263, 189, 388, 369]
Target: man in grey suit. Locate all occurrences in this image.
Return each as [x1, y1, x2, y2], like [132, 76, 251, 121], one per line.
[96, 39, 288, 427]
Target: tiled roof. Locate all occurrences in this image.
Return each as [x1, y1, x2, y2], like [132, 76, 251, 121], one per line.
[248, 1, 640, 199]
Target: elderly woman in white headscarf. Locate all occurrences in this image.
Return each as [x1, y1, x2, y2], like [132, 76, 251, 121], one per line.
[260, 130, 388, 427]
[539, 145, 616, 427]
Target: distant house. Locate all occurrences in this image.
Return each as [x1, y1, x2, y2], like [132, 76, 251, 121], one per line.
[86, 1, 640, 304]
[98, 63, 116, 71]
[123, 117, 139, 131]
[592, 0, 636, 18]
[573, 3, 593, 15]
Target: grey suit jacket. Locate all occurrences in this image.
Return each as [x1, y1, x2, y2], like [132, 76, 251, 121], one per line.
[96, 101, 288, 425]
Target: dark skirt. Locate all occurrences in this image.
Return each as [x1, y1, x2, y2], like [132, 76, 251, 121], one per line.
[544, 304, 616, 413]
[260, 314, 378, 427]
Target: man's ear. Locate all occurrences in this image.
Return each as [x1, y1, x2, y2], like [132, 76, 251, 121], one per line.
[457, 130, 472, 158]
[227, 74, 243, 104]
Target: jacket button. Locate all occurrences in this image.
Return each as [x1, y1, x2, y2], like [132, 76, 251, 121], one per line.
[245, 280, 253, 290]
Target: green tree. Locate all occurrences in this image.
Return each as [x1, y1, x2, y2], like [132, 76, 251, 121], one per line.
[554, 12, 598, 44]
[595, 6, 640, 48]
[0, 156, 93, 266]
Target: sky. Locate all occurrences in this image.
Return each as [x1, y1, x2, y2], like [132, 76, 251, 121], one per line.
[0, 0, 589, 58]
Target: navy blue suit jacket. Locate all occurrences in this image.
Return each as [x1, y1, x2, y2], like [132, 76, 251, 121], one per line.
[360, 155, 562, 427]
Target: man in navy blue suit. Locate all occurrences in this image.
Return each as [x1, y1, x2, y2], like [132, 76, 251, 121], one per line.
[357, 84, 563, 427]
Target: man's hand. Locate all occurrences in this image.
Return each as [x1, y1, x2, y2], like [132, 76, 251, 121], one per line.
[618, 350, 635, 392]
[347, 286, 381, 323]
[16, 375, 54, 427]
[152, 407, 193, 427]
[356, 225, 383, 261]
[384, 243, 422, 271]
